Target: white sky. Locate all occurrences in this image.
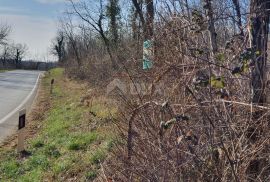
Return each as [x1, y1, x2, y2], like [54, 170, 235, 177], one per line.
[1, 14, 57, 61]
[0, 0, 68, 61]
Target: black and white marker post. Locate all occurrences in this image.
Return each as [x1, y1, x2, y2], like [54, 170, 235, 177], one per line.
[17, 109, 26, 153]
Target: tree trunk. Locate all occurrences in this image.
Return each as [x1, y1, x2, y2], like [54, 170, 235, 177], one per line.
[131, 7, 139, 40]
[232, 0, 244, 36]
[108, 0, 119, 45]
[184, 0, 191, 19]
[204, 0, 218, 55]
[111, 12, 118, 45]
[15, 49, 20, 69]
[250, 0, 270, 104]
[70, 39, 81, 67]
[145, 0, 154, 39]
[131, 0, 154, 40]
[132, 0, 145, 32]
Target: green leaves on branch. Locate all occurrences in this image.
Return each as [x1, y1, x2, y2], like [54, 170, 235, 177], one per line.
[232, 60, 249, 75]
[231, 48, 260, 75]
[210, 76, 225, 89]
[193, 74, 225, 89]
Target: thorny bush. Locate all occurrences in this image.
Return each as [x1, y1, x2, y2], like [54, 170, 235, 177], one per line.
[102, 12, 270, 182]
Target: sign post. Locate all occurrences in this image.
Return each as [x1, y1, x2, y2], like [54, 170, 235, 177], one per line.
[17, 109, 26, 153]
[143, 39, 154, 70]
[50, 78, 54, 94]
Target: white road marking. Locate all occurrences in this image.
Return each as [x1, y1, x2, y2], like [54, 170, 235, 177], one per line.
[0, 73, 40, 124]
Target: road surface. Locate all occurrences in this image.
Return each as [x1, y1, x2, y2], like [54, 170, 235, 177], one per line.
[0, 70, 41, 143]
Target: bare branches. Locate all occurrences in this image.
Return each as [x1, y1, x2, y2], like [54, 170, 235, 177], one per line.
[51, 31, 66, 64]
[249, 0, 270, 104]
[131, 0, 154, 39]
[55, 0, 270, 180]
[68, 0, 117, 68]
[232, 0, 244, 36]
[0, 24, 11, 45]
[204, 0, 218, 55]
[131, 0, 145, 27]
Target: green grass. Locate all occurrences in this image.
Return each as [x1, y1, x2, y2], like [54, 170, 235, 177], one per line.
[0, 68, 117, 181]
[85, 170, 97, 180]
[90, 149, 107, 165]
[0, 69, 13, 73]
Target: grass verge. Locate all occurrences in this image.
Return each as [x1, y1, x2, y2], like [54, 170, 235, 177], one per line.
[0, 69, 13, 73]
[0, 68, 118, 181]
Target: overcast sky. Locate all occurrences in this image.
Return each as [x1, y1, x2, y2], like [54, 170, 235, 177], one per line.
[0, 0, 68, 61]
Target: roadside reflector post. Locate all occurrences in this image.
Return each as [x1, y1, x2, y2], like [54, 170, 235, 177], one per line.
[50, 78, 54, 94]
[17, 109, 26, 153]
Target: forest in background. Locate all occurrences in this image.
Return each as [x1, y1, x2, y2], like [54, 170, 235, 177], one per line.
[0, 24, 55, 70]
[50, 0, 270, 181]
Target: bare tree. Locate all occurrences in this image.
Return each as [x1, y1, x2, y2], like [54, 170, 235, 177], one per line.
[13, 43, 28, 68]
[131, 0, 154, 40]
[204, 0, 218, 55]
[60, 15, 82, 67]
[145, 0, 154, 39]
[52, 31, 66, 64]
[78, 24, 94, 53]
[68, 0, 117, 68]
[184, 0, 191, 19]
[131, 6, 139, 40]
[0, 24, 11, 45]
[232, 0, 244, 36]
[1, 45, 12, 66]
[250, 0, 270, 104]
[106, 0, 120, 45]
[131, 0, 145, 37]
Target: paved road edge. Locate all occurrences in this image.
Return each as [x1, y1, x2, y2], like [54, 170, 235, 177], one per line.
[0, 72, 42, 144]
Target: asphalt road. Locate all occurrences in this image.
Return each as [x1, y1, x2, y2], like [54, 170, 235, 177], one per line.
[0, 70, 41, 143]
